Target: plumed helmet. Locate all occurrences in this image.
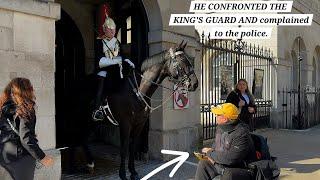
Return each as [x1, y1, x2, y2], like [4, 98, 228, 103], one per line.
[103, 16, 116, 31]
[101, 16, 116, 39]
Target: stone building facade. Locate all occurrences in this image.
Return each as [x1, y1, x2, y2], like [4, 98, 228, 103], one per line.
[197, 0, 320, 129]
[262, 0, 320, 128]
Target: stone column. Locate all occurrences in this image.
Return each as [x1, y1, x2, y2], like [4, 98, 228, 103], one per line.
[146, 0, 202, 160]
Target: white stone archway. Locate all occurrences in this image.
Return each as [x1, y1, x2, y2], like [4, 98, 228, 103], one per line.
[291, 37, 307, 89]
[312, 46, 320, 88]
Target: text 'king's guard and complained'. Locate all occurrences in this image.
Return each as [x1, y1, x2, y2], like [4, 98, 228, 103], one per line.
[169, 1, 313, 39]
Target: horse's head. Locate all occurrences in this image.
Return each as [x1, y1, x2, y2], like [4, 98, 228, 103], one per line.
[165, 41, 198, 91]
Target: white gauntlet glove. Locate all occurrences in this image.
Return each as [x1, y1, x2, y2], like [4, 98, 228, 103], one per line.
[124, 59, 135, 68]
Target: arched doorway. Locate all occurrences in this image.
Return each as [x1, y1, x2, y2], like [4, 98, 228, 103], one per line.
[312, 46, 320, 88]
[291, 37, 307, 89]
[55, 9, 86, 148]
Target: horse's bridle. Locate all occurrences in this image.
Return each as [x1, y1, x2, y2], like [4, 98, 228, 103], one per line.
[128, 48, 195, 112]
[168, 49, 195, 87]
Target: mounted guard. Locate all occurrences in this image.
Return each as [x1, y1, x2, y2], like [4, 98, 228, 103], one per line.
[92, 6, 135, 124]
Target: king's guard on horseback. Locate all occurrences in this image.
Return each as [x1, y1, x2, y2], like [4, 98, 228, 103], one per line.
[92, 5, 135, 124]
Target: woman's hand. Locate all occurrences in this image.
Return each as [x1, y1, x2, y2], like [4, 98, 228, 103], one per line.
[248, 107, 255, 113]
[40, 155, 54, 167]
[239, 99, 245, 107]
[201, 147, 213, 154]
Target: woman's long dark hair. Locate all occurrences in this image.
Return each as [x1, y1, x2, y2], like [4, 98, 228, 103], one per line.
[0, 78, 36, 120]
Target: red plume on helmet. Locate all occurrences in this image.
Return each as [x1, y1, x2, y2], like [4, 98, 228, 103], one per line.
[97, 3, 112, 38]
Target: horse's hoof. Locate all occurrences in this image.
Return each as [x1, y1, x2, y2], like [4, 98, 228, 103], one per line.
[120, 176, 128, 180]
[142, 153, 149, 162]
[130, 174, 140, 180]
[119, 173, 128, 180]
[80, 166, 94, 175]
[85, 163, 95, 175]
[87, 166, 94, 175]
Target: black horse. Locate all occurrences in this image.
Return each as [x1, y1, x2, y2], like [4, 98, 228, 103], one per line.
[80, 41, 198, 180]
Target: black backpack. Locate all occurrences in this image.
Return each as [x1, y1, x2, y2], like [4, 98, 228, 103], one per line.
[249, 134, 280, 180]
[251, 134, 271, 160]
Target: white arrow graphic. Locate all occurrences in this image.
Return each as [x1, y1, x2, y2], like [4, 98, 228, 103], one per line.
[141, 149, 189, 180]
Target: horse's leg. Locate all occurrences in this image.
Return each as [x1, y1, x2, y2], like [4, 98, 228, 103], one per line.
[119, 123, 130, 180]
[128, 136, 139, 180]
[83, 143, 95, 174]
[82, 120, 96, 174]
[128, 118, 147, 180]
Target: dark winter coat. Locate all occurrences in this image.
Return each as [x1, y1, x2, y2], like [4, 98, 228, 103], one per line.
[209, 122, 256, 167]
[0, 100, 45, 164]
[226, 90, 257, 127]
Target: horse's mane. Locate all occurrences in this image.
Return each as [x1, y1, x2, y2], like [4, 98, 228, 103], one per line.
[141, 50, 168, 72]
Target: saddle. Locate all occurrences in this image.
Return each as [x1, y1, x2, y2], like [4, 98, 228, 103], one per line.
[100, 62, 135, 94]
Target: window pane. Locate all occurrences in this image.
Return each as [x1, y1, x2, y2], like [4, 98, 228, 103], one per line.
[126, 16, 131, 29]
[117, 28, 121, 43]
[127, 30, 131, 44]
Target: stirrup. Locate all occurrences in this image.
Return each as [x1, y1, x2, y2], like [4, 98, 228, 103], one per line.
[101, 104, 119, 126]
[92, 108, 104, 121]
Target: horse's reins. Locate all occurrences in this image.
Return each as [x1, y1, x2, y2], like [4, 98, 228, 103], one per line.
[129, 71, 183, 112]
[136, 71, 178, 91]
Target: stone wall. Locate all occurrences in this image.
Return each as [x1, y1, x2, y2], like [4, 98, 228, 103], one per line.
[143, 0, 202, 160]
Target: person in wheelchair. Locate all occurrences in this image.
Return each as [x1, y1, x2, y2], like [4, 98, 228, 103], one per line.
[195, 103, 256, 180]
[92, 15, 135, 124]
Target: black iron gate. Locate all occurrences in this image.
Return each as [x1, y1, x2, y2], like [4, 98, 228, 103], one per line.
[200, 33, 274, 140]
[279, 87, 320, 129]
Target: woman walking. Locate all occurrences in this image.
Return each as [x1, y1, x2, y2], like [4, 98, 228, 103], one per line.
[0, 78, 54, 180]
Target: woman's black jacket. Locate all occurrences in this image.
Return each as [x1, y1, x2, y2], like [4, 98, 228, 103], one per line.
[0, 100, 45, 164]
[226, 90, 257, 123]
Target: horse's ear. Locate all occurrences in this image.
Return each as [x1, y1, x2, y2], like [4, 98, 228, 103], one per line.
[178, 40, 184, 50]
[182, 42, 187, 50]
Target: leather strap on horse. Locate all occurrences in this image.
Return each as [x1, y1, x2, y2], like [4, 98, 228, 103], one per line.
[129, 72, 181, 112]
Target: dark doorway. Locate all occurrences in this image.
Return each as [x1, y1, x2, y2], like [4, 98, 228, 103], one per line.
[55, 10, 85, 148]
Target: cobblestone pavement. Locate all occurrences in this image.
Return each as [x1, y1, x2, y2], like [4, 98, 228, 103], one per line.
[63, 125, 320, 179]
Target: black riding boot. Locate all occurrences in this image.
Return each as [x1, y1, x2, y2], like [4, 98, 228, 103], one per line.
[92, 76, 119, 125]
[92, 76, 105, 121]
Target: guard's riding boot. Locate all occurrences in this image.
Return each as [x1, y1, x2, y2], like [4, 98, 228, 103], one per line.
[92, 76, 105, 121]
[92, 76, 119, 126]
